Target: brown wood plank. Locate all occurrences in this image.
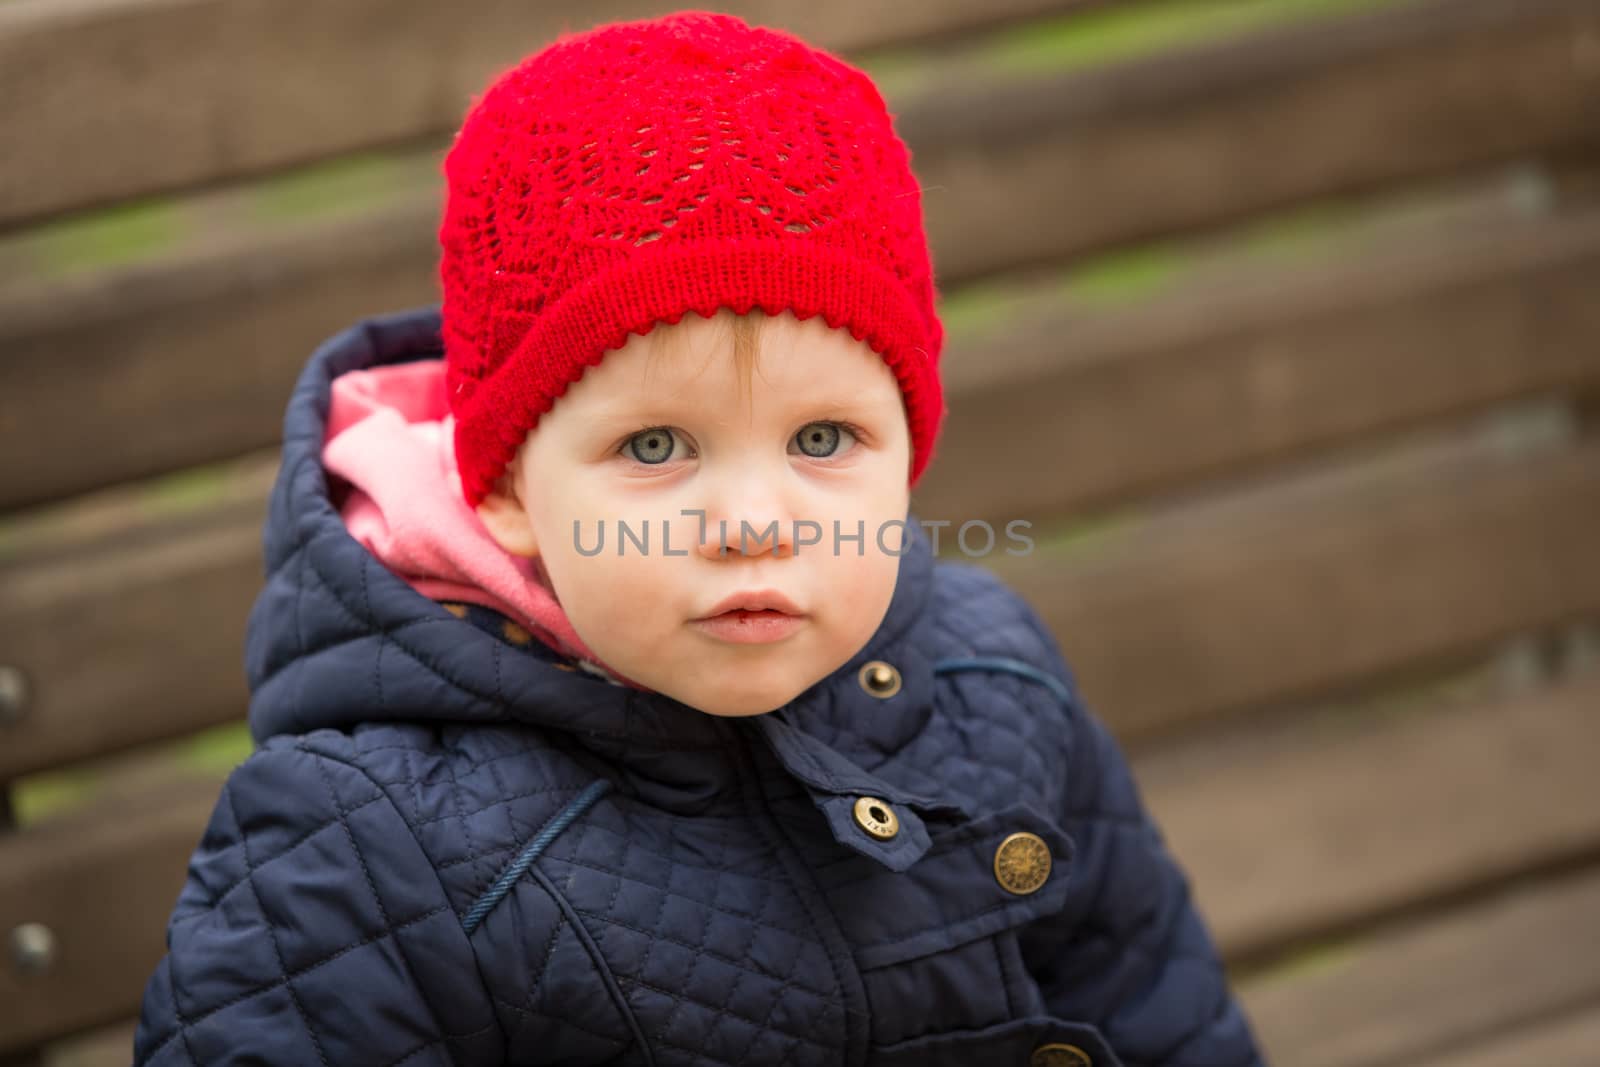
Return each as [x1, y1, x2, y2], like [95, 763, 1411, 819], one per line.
[6, 0, 1596, 230]
[1242, 867, 1600, 1067]
[3, 672, 1594, 1053]
[914, 207, 1600, 526]
[38, 1020, 138, 1067]
[6, 177, 1600, 520]
[993, 435, 1600, 742]
[1412, 1006, 1600, 1067]
[0, 0, 1093, 227]
[4, 406, 1598, 777]
[0, 777, 222, 1055]
[0, 497, 264, 781]
[0, 207, 439, 512]
[5, 0, 1600, 509]
[910, 0, 1600, 278]
[1147, 670, 1600, 961]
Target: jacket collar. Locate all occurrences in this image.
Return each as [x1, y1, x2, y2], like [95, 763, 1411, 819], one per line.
[249, 305, 961, 871]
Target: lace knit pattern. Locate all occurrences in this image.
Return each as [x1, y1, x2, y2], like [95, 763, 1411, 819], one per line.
[438, 10, 946, 505]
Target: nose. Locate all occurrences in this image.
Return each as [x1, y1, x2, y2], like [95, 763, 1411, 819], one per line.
[693, 466, 796, 561]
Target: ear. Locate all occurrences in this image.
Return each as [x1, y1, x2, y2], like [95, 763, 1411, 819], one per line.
[476, 488, 540, 558]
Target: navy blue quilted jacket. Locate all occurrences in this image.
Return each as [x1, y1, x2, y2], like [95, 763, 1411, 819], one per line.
[134, 307, 1264, 1067]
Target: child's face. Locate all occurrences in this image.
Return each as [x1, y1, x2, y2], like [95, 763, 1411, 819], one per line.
[477, 310, 913, 717]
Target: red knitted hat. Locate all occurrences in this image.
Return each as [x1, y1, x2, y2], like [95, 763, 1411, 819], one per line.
[439, 9, 946, 506]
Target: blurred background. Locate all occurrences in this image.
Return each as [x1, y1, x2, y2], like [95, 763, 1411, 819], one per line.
[2, 0, 1599, 1063]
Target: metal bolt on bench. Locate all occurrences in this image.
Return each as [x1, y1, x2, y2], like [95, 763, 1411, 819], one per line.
[9, 923, 57, 977]
[0, 667, 28, 726]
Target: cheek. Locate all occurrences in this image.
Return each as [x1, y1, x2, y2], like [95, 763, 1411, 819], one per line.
[537, 523, 686, 661]
[543, 533, 662, 611]
[820, 531, 903, 630]
[801, 488, 910, 625]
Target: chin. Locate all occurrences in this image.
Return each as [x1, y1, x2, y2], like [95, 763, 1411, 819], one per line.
[678, 676, 813, 719]
[695, 701, 787, 719]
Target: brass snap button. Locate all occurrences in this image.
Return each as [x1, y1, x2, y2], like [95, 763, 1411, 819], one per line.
[852, 796, 900, 840]
[1031, 1043, 1091, 1067]
[858, 660, 902, 698]
[994, 831, 1052, 895]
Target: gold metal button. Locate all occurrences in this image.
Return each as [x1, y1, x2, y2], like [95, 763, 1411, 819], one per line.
[1031, 1043, 1091, 1067]
[857, 660, 902, 698]
[852, 796, 900, 840]
[994, 832, 1052, 895]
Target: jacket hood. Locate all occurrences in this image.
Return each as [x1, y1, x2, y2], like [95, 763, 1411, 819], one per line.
[245, 306, 958, 863]
[320, 357, 640, 688]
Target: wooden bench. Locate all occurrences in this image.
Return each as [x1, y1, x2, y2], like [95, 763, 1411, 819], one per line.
[3, 0, 1599, 1062]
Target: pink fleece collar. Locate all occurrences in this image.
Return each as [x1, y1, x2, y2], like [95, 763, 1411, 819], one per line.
[322, 360, 647, 691]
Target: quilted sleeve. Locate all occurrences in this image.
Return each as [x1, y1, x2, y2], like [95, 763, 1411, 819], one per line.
[133, 742, 504, 1067]
[1017, 611, 1267, 1067]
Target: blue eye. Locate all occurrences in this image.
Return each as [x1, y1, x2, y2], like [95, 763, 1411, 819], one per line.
[628, 428, 679, 464]
[793, 422, 850, 458]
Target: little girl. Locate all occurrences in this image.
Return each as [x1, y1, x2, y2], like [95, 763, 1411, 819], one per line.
[134, 11, 1264, 1065]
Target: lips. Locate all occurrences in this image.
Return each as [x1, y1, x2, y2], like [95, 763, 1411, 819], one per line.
[695, 588, 804, 620]
[689, 590, 807, 645]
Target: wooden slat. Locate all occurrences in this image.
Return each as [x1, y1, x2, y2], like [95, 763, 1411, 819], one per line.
[0, 208, 439, 511]
[0, 0, 1094, 226]
[914, 207, 1600, 525]
[5, 0, 1596, 229]
[0, 777, 222, 1054]
[3, 386, 1598, 775]
[7, 0, 1600, 509]
[0, 498, 264, 781]
[909, 0, 1600, 276]
[994, 436, 1600, 742]
[37, 1020, 139, 1067]
[20, 181, 1599, 518]
[1242, 867, 1600, 1067]
[1412, 1006, 1600, 1067]
[1148, 670, 1600, 961]
[3, 670, 1595, 1053]
[7, 180, 1575, 519]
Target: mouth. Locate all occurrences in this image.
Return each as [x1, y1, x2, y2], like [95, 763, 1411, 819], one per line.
[694, 588, 804, 620]
[691, 589, 807, 644]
